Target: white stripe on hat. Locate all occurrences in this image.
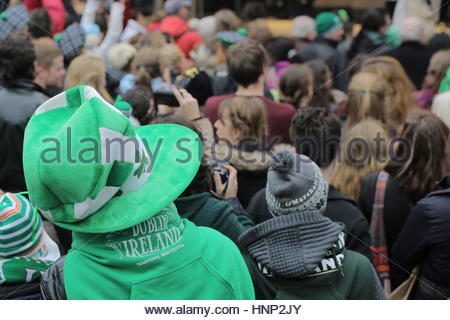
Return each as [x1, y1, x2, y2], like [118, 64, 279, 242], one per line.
[34, 90, 68, 115]
[0, 231, 32, 248]
[0, 216, 33, 240]
[74, 186, 120, 220]
[0, 225, 43, 256]
[84, 86, 122, 116]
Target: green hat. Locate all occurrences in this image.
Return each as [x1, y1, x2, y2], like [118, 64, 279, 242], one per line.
[23, 85, 201, 233]
[0, 193, 60, 260]
[439, 67, 450, 93]
[315, 12, 342, 36]
[114, 95, 132, 117]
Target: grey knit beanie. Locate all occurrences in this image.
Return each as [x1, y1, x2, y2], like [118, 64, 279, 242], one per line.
[266, 151, 328, 216]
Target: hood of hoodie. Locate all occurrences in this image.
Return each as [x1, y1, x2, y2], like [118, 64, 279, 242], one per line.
[174, 192, 212, 220]
[238, 211, 343, 278]
[213, 142, 293, 172]
[160, 16, 189, 37]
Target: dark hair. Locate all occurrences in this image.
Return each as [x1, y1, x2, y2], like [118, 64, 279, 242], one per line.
[289, 107, 342, 168]
[121, 87, 156, 125]
[305, 59, 334, 110]
[348, 9, 386, 60]
[265, 37, 295, 63]
[95, 13, 107, 34]
[279, 64, 313, 108]
[241, 1, 266, 22]
[28, 9, 52, 39]
[0, 34, 36, 84]
[151, 114, 211, 196]
[385, 113, 450, 204]
[428, 32, 450, 54]
[227, 39, 268, 88]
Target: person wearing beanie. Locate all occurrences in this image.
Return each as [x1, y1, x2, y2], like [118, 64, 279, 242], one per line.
[239, 151, 383, 300]
[159, 0, 202, 58]
[297, 12, 345, 91]
[292, 15, 316, 51]
[30, 85, 254, 299]
[0, 193, 60, 299]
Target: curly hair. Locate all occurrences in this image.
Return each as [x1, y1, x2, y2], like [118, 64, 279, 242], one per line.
[0, 33, 36, 84]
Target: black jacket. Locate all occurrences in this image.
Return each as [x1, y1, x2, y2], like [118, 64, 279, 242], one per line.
[381, 41, 432, 90]
[247, 185, 372, 260]
[392, 178, 450, 299]
[358, 171, 414, 288]
[0, 79, 46, 192]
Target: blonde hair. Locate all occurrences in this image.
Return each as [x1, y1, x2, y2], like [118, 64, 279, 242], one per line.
[346, 72, 387, 130]
[65, 55, 113, 103]
[218, 96, 268, 142]
[159, 44, 183, 71]
[133, 46, 160, 90]
[215, 9, 242, 32]
[361, 56, 417, 131]
[330, 119, 390, 200]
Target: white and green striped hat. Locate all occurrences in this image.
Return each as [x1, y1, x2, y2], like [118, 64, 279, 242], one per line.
[0, 193, 44, 259]
[23, 86, 201, 233]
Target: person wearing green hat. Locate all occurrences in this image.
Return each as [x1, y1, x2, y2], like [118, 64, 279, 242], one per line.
[298, 12, 345, 91]
[25, 85, 255, 299]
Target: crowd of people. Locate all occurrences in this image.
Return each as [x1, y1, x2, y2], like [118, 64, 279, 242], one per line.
[0, 0, 450, 300]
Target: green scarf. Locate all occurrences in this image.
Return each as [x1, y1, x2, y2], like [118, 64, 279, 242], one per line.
[64, 204, 255, 300]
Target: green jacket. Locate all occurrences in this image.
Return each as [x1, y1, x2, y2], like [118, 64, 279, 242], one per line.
[62, 204, 255, 299]
[175, 193, 254, 244]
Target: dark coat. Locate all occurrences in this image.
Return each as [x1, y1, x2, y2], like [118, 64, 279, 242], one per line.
[0, 79, 46, 192]
[358, 171, 414, 288]
[392, 180, 450, 299]
[174, 193, 254, 244]
[381, 41, 432, 90]
[247, 185, 372, 260]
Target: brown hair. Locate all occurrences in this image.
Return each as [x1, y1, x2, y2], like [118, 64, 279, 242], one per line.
[227, 39, 268, 88]
[65, 55, 113, 103]
[346, 72, 387, 130]
[34, 38, 63, 69]
[385, 113, 450, 203]
[305, 59, 334, 110]
[245, 19, 273, 46]
[218, 96, 268, 142]
[215, 9, 242, 32]
[330, 119, 390, 200]
[279, 64, 313, 108]
[360, 56, 417, 131]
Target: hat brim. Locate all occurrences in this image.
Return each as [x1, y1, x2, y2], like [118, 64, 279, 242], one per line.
[43, 124, 201, 233]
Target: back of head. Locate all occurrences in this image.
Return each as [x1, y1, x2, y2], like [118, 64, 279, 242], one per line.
[219, 96, 267, 142]
[28, 8, 52, 39]
[426, 50, 450, 90]
[245, 19, 273, 46]
[399, 16, 425, 43]
[266, 151, 328, 216]
[428, 32, 450, 54]
[279, 64, 313, 108]
[133, 46, 161, 89]
[331, 119, 390, 200]
[265, 37, 294, 64]
[346, 72, 386, 129]
[241, 1, 266, 22]
[159, 43, 183, 70]
[360, 9, 386, 32]
[65, 54, 112, 102]
[107, 43, 137, 70]
[385, 113, 450, 203]
[0, 33, 35, 84]
[361, 56, 416, 130]
[215, 9, 242, 33]
[292, 15, 316, 39]
[34, 38, 63, 70]
[121, 87, 155, 125]
[290, 107, 341, 168]
[227, 39, 268, 88]
[305, 59, 333, 109]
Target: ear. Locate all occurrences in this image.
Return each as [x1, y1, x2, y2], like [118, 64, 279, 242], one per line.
[231, 127, 241, 142]
[34, 61, 44, 76]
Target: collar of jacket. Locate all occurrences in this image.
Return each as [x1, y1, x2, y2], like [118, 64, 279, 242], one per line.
[238, 211, 342, 278]
[3, 78, 39, 90]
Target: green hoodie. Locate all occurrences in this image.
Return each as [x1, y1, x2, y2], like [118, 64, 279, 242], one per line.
[64, 204, 255, 299]
[175, 193, 254, 244]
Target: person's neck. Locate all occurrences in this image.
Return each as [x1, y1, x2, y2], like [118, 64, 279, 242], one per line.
[320, 165, 333, 183]
[235, 82, 264, 97]
[33, 78, 47, 90]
